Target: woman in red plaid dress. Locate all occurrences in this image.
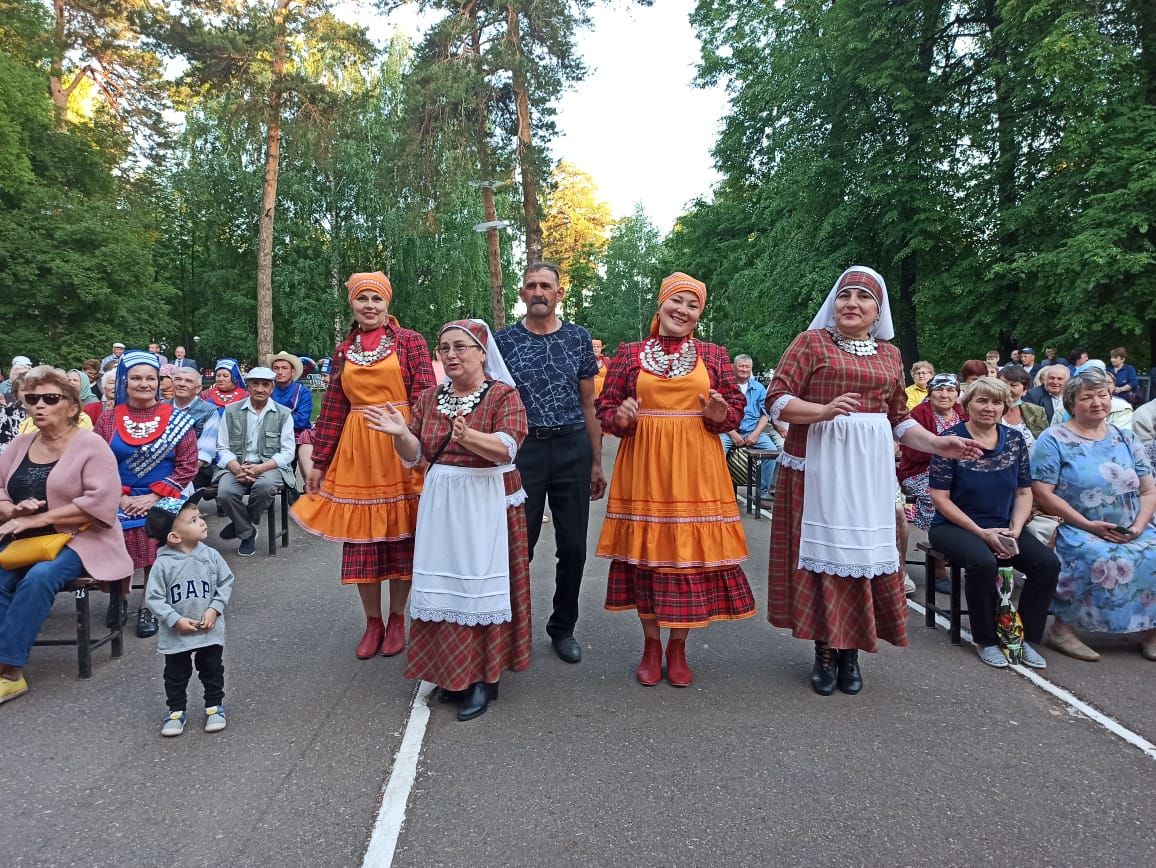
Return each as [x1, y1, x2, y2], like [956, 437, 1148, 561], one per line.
[366, 320, 530, 722]
[596, 273, 755, 689]
[292, 272, 435, 660]
[766, 267, 981, 696]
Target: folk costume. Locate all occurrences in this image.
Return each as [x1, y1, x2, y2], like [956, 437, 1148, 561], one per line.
[403, 320, 532, 697]
[201, 359, 248, 414]
[94, 351, 199, 570]
[596, 273, 755, 684]
[268, 351, 315, 446]
[898, 374, 967, 531]
[766, 267, 912, 670]
[291, 273, 435, 650]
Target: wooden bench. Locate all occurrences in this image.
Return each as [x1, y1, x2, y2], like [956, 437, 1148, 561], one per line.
[917, 542, 967, 645]
[32, 578, 125, 678]
[202, 484, 290, 556]
[743, 448, 780, 517]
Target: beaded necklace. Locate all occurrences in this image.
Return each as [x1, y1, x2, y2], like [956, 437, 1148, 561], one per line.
[347, 330, 396, 366]
[436, 381, 488, 417]
[640, 337, 698, 378]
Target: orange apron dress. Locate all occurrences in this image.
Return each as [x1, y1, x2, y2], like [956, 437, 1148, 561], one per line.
[597, 358, 755, 627]
[292, 352, 422, 583]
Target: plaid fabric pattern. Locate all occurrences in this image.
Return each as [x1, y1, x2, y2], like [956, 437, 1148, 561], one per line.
[766, 330, 910, 651]
[339, 539, 414, 584]
[596, 338, 743, 436]
[605, 562, 756, 628]
[124, 526, 158, 570]
[312, 323, 436, 470]
[404, 505, 532, 689]
[409, 381, 528, 477]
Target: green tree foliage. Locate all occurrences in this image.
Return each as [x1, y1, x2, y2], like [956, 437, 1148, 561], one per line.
[583, 204, 662, 353]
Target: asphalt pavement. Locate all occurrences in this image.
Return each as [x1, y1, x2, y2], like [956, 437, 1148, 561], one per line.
[4, 441, 1154, 867]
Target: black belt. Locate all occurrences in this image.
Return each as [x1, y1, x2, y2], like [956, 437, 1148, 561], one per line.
[528, 423, 586, 439]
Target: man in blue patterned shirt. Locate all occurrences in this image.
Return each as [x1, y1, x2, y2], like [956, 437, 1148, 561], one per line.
[496, 263, 606, 664]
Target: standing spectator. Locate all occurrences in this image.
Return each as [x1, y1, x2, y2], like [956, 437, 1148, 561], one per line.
[1008, 349, 1022, 366]
[158, 365, 177, 401]
[215, 367, 295, 557]
[201, 360, 248, 414]
[267, 351, 315, 484]
[496, 262, 607, 664]
[592, 339, 609, 398]
[1133, 397, 1156, 449]
[81, 360, 101, 390]
[0, 357, 32, 401]
[67, 369, 96, 407]
[997, 365, 1046, 444]
[169, 367, 219, 489]
[984, 351, 1001, 376]
[905, 361, 934, 410]
[1043, 347, 1058, 366]
[1109, 347, 1139, 405]
[1024, 364, 1071, 425]
[960, 360, 988, 385]
[172, 346, 198, 371]
[1019, 347, 1041, 379]
[720, 353, 779, 498]
[100, 342, 126, 371]
[1066, 347, 1089, 372]
[0, 374, 27, 455]
[148, 342, 169, 366]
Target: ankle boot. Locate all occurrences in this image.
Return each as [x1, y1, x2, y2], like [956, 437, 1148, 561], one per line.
[836, 649, 863, 695]
[665, 638, 693, 687]
[380, 612, 406, 657]
[355, 617, 385, 660]
[810, 641, 837, 696]
[456, 681, 498, 722]
[636, 638, 663, 686]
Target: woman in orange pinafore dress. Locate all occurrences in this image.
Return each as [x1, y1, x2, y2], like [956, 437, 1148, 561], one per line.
[292, 272, 435, 659]
[596, 273, 755, 688]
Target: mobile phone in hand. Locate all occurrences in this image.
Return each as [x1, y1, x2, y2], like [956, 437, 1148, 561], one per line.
[1112, 525, 1132, 536]
[998, 533, 1019, 557]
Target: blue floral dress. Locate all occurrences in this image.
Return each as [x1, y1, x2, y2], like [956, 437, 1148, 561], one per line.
[1031, 425, 1156, 633]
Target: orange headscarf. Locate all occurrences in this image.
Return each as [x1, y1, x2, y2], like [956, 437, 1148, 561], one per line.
[345, 271, 394, 306]
[649, 272, 707, 337]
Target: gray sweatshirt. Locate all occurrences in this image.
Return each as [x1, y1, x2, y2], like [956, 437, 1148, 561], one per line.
[144, 542, 234, 655]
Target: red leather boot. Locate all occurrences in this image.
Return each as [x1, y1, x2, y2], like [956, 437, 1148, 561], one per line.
[355, 617, 385, 660]
[665, 637, 693, 687]
[636, 638, 663, 686]
[380, 612, 406, 657]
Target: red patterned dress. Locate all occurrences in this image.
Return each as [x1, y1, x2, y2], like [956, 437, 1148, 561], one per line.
[403, 382, 532, 689]
[766, 329, 911, 651]
[292, 319, 436, 582]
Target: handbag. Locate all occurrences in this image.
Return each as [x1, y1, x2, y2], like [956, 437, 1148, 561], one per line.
[0, 524, 88, 570]
[726, 446, 750, 487]
[1024, 512, 1062, 549]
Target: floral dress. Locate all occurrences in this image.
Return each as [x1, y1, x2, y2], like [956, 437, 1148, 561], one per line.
[1031, 425, 1156, 633]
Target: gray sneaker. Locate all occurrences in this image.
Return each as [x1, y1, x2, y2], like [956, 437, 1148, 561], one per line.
[977, 645, 1009, 668]
[1020, 643, 1047, 669]
[161, 710, 187, 737]
[204, 705, 227, 733]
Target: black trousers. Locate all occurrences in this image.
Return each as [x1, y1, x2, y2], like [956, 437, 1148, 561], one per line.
[927, 523, 1060, 647]
[163, 644, 225, 711]
[517, 428, 592, 639]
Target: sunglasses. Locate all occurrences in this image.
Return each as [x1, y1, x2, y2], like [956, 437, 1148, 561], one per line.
[24, 393, 65, 406]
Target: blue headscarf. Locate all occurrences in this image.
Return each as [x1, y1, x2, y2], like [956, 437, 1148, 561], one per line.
[115, 350, 161, 405]
[214, 358, 244, 390]
[319, 357, 332, 375]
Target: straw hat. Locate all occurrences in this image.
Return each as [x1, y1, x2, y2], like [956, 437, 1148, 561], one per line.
[266, 351, 304, 381]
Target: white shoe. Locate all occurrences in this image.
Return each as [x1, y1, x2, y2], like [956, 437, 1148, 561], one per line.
[204, 705, 227, 733]
[161, 711, 187, 737]
[977, 645, 1009, 668]
[902, 575, 916, 595]
[1020, 643, 1047, 669]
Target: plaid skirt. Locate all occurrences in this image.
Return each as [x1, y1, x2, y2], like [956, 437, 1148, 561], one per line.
[605, 561, 756, 628]
[340, 538, 414, 584]
[124, 526, 158, 570]
[403, 506, 531, 690]
[768, 465, 909, 652]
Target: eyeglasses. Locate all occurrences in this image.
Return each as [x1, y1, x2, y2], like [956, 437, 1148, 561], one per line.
[437, 343, 481, 356]
[24, 393, 65, 406]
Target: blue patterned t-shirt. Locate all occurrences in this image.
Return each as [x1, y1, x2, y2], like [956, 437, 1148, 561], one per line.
[495, 321, 598, 428]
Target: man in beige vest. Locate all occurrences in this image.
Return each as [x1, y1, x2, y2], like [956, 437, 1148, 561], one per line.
[214, 367, 295, 556]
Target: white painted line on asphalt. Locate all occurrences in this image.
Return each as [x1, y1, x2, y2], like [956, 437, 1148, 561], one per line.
[906, 598, 1156, 761]
[362, 680, 435, 868]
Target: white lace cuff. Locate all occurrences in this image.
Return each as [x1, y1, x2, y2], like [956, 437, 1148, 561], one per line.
[779, 451, 805, 471]
[769, 394, 796, 424]
[495, 431, 518, 462]
[506, 488, 527, 508]
[893, 418, 919, 441]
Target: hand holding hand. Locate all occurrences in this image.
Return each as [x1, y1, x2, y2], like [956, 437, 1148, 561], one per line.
[11, 498, 45, 517]
[364, 403, 408, 437]
[699, 390, 729, 424]
[821, 393, 862, 421]
[122, 493, 159, 517]
[174, 617, 200, 635]
[980, 528, 1014, 557]
[615, 397, 640, 427]
[198, 609, 218, 631]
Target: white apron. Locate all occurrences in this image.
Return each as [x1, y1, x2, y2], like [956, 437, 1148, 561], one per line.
[410, 463, 514, 625]
[798, 413, 898, 578]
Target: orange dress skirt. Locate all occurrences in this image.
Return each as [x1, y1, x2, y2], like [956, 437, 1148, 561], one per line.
[291, 353, 422, 583]
[597, 359, 755, 628]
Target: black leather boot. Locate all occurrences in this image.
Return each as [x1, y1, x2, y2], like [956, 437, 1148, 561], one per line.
[135, 607, 158, 639]
[456, 681, 498, 721]
[837, 649, 863, 695]
[810, 642, 837, 696]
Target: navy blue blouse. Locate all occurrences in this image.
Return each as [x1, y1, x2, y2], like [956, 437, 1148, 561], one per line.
[929, 422, 1031, 529]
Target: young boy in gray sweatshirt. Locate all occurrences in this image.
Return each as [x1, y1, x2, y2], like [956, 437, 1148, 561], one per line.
[145, 494, 234, 737]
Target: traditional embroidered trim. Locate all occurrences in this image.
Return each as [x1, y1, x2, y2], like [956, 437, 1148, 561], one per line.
[310, 490, 420, 507]
[346, 331, 396, 366]
[893, 418, 919, 441]
[495, 431, 518, 461]
[826, 326, 878, 357]
[595, 554, 747, 568]
[639, 337, 698, 378]
[351, 401, 410, 411]
[636, 409, 703, 417]
[769, 394, 796, 424]
[409, 607, 513, 626]
[779, 451, 806, 471]
[207, 387, 245, 408]
[505, 488, 527, 507]
[797, 556, 899, 578]
[604, 512, 742, 525]
[289, 512, 416, 545]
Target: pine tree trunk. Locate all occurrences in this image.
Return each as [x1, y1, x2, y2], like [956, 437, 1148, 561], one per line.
[471, 6, 505, 327]
[507, 4, 542, 263]
[49, 0, 69, 128]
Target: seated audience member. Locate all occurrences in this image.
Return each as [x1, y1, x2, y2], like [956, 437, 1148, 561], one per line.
[1133, 397, 1156, 446]
[1042, 347, 1058, 366]
[960, 359, 988, 385]
[268, 351, 314, 485]
[81, 360, 101, 389]
[998, 365, 1046, 445]
[1077, 360, 1134, 429]
[1031, 368, 1156, 662]
[0, 375, 28, 455]
[906, 361, 934, 410]
[158, 365, 178, 401]
[1025, 363, 1070, 425]
[84, 370, 117, 428]
[0, 357, 32, 400]
[214, 367, 295, 558]
[1066, 347, 1089, 373]
[169, 367, 219, 489]
[721, 353, 778, 498]
[202, 359, 248, 414]
[0, 366, 133, 704]
[928, 377, 1059, 669]
[67, 370, 96, 408]
[1109, 347, 1139, 405]
[1008, 349, 1021, 366]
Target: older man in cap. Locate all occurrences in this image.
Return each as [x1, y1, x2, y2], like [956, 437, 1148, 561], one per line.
[100, 342, 127, 371]
[215, 366, 296, 556]
[1019, 347, 1041, 378]
[268, 350, 315, 485]
[0, 356, 32, 400]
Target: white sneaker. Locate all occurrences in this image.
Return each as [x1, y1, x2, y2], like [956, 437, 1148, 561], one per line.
[161, 710, 187, 737]
[204, 705, 227, 733]
[903, 575, 916, 595]
[1020, 643, 1047, 669]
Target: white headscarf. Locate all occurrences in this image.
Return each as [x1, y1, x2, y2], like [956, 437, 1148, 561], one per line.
[806, 265, 895, 341]
[438, 319, 516, 388]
